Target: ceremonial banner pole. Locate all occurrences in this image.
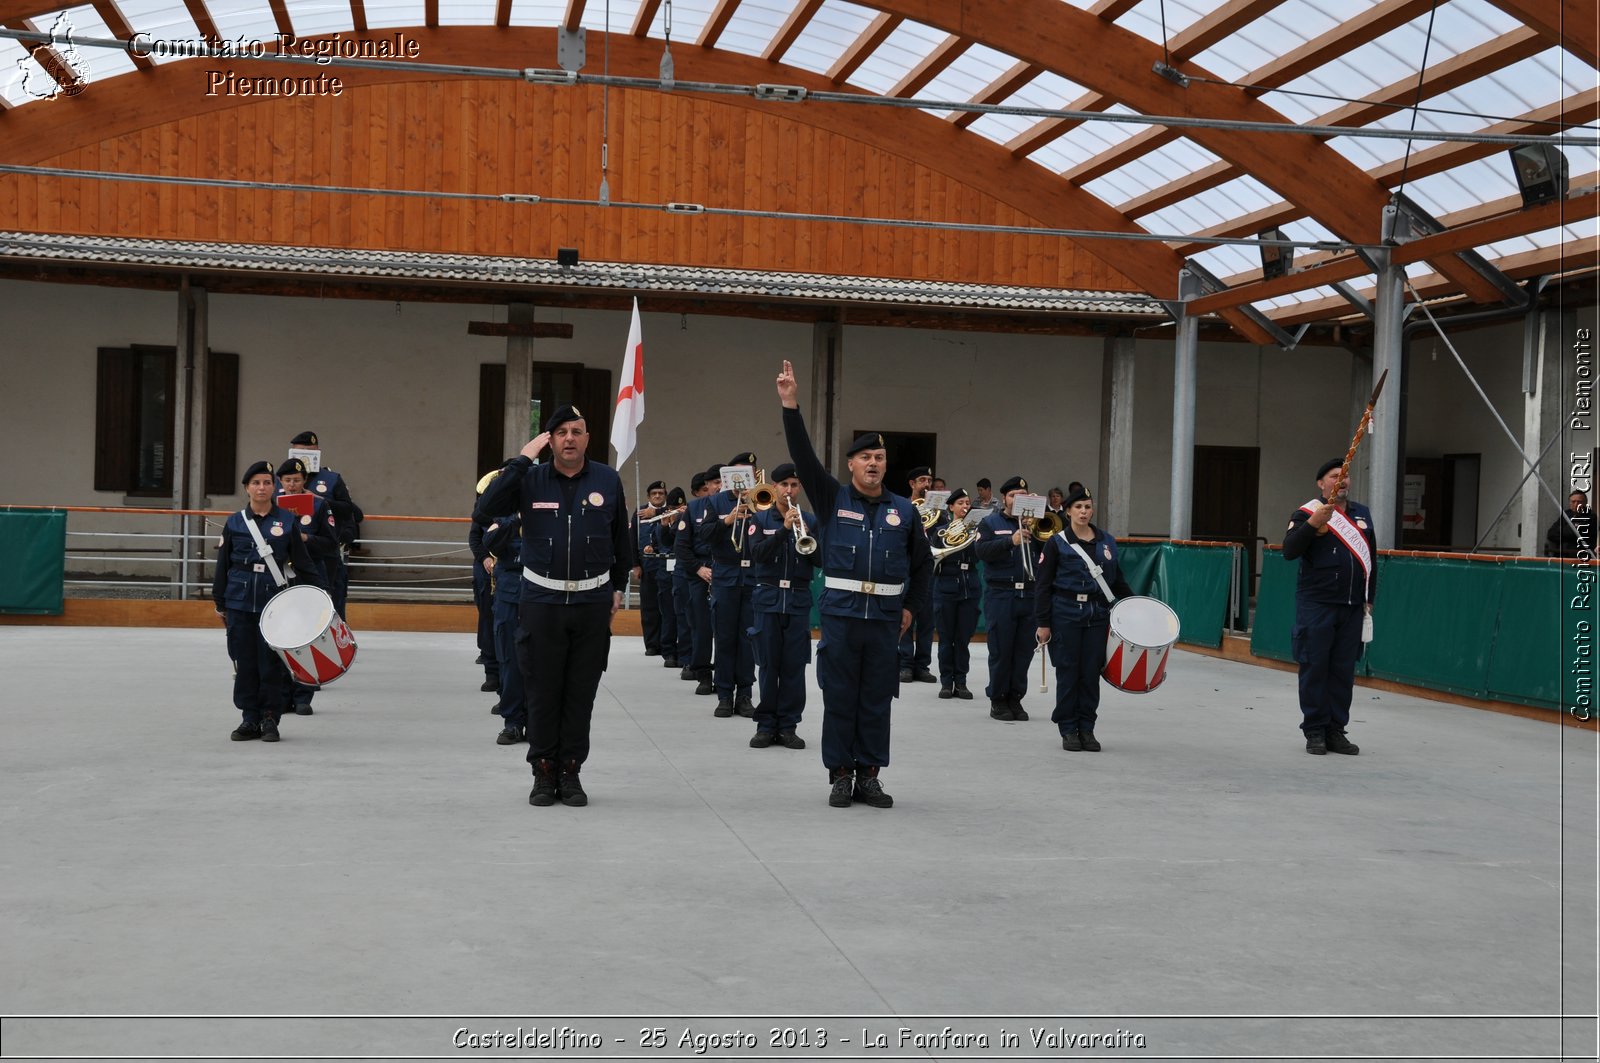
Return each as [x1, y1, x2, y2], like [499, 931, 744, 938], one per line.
[1320, 369, 1389, 534]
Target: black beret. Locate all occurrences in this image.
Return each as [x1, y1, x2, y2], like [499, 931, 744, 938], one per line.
[241, 460, 275, 485]
[906, 466, 932, 482]
[1065, 486, 1093, 508]
[728, 451, 758, 467]
[1001, 475, 1028, 494]
[690, 472, 708, 493]
[704, 465, 724, 481]
[278, 458, 310, 480]
[667, 486, 687, 506]
[947, 488, 969, 504]
[846, 432, 886, 457]
[976, 477, 991, 489]
[1316, 458, 1343, 480]
[289, 431, 318, 447]
[647, 480, 667, 493]
[542, 404, 585, 433]
[771, 463, 798, 483]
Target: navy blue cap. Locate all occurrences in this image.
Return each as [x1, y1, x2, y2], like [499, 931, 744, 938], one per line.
[1065, 486, 1093, 508]
[278, 458, 310, 480]
[1001, 476, 1028, 494]
[647, 480, 667, 493]
[729, 451, 757, 467]
[947, 488, 969, 504]
[771, 463, 798, 483]
[846, 432, 886, 457]
[1316, 458, 1343, 480]
[543, 405, 586, 433]
[289, 431, 318, 447]
[241, 460, 275, 485]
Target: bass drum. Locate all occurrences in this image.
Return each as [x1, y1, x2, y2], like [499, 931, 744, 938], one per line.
[259, 584, 358, 687]
[1103, 595, 1180, 694]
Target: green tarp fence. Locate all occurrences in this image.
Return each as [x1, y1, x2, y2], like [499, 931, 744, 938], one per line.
[0, 508, 67, 615]
[1253, 547, 1598, 715]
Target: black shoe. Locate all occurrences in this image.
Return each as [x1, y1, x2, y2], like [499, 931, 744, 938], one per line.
[474, 653, 487, 666]
[990, 699, 1015, 722]
[663, 657, 679, 668]
[828, 770, 854, 808]
[938, 686, 955, 700]
[734, 695, 755, 718]
[230, 721, 262, 741]
[496, 726, 523, 745]
[260, 717, 280, 743]
[1325, 730, 1360, 755]
[559, 760, 588, 806]
[1009, 698, 1030, 722]
[778, 731, 806, 749]
[852, 767, 894, 808]
[953, 683, 974, 700]
[680, 666, 697, 681]
[695, 679, 716, 696]
[529, 760, 559, 806]
[714, 699, 735, 718]
[293, 703, 313, 716]
[1080, 729, 1101, 752]
[491, 701, 503, 714]
[480, 677, 498, 692]
[749, 732, 776, 748]
[1062, 731, 1083, 751]
[645, 648, 661, 657]
[913, 668, 937, 683]
[1305, 728, 1327, 755]
[898, 667, 913, 682]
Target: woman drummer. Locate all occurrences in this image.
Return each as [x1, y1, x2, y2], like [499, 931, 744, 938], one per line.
[212, 460, 321, 743]
[1033, 486, 1131, 752]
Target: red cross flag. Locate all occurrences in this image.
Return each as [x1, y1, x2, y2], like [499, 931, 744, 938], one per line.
[612, 297, 645, 466]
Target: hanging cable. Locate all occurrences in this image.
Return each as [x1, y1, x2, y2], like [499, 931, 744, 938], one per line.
[1394, 0, 1441, 200]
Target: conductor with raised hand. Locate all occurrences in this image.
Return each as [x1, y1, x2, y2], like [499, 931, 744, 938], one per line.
[475, 409, 633, 807]
[776, 360, 932, 809]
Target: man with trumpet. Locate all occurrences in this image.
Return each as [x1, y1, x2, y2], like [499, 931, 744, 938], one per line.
[974, 476, 1054, 723]
[701, 452, 763, 718]
[746, 463, 818, 749]
[898, 466, 939, 685]
[930, 488, 982, 700]
[632, 480, 672, 660]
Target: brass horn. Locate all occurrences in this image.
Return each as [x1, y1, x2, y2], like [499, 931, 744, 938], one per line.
[931, 511, 981, 562]
[1026, 512, 1063, 542]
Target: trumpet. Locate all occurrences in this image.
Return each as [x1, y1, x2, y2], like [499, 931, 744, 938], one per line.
[730, 469, 776, 551]
[782, 496, 818, 555]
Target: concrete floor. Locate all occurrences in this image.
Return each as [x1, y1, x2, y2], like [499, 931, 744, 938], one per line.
[0, 626, 1595, 1061]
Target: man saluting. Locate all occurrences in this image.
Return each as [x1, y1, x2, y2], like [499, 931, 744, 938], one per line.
[776, 360, 932, 809]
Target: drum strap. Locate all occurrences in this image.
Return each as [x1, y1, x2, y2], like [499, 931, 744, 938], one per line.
[241, 510, 289, 589]
[1061, 535, 1117, 604]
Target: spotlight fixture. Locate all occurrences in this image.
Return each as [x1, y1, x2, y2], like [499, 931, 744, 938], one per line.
[1508, 143, 1568, 208]
[557, 247, 580, 268]
[1258, 228, 1293, 280]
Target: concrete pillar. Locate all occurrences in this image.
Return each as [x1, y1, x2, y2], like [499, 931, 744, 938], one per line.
[1347, 355, 1374, 507]
[1369, 251, 1405, 550]
[811, 320, 843, 472]
[503, 303, 536, 456]
[1169, 269, 1201, 540]
[1520, 308, 1564, 555]
[172, 281, 207, 599]
[1098, 333, 1135, 536]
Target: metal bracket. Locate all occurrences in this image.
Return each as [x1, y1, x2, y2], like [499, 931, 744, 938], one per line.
[1181, 260, 1298, 349]
[524, 68, 578, 84]
[664, 202, 705, 214]
[558, 26, 586, 73]
[753, 83, 807, 102]
[1331, 280, 1374, 320]
[1385, 192, 1529, 308]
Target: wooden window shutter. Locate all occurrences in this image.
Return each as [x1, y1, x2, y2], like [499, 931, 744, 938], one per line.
[204, 351, 239, 497]
[93, 347, 135, 492]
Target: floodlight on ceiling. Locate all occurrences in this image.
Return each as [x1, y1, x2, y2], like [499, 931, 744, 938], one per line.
[1508, 143, 1569, 208]
[1258, 228, 1293, 280]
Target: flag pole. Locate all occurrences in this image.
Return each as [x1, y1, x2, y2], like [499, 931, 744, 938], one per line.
[632, 460, 642, 610]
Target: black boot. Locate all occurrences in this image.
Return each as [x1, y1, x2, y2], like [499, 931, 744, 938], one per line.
[1080, 728, 1101, 752]
[953, 682, 974, 700]
[680, 666, 697, 681]
[749, 731, 776, 748]
[938, 684, 955, 700]
[828, 767, 854, 808]
[559, 759, 588, 806]
[663, 656, 679, 668]
[529, 759, 559, 806]
[695, 677, 716, 695]
[1325, 729, 1360, 755]
[714, 698, 735, 718]
[852, 765, 894, 808]
[990, 699, 1014, 722]
[496, 725, 524, 745]
[1305, 728, 1327, 755]
[1062, 730, 1083, 751]
[260, 715, 280, 743]
[1009, 698, 1030, 722]
[230, 720, 262, 741]
[778, 731, 806, 749]
[734, 694, 755, 718]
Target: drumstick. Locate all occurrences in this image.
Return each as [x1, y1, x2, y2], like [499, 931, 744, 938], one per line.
[1036, 635, 1049, 694]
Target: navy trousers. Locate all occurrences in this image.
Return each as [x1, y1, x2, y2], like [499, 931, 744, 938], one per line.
[329, 554, 350, 617]
[493, 596, 526, 731]
[984, 589, 1036, 703]
[1048, 620, 1108, 735]
[653, 567, 678, 660]
[753, 610, 811, 734]
[897, 597, 934, 671]
[517, 599, 612, 767]
[681, 569, 714, 675]
[816, 613, 898, 772]
[671, 567, 696, 664]
[639, 567, 662, 653]
[711, 581, 756, 698]
[225, 609, 287, 725]
[472, 563, 499, 682]
[934, 597, 980, 687]
[1292, 599, 1364, 733]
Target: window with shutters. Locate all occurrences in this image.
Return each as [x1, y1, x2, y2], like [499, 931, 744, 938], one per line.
[93, 347, 239, 498]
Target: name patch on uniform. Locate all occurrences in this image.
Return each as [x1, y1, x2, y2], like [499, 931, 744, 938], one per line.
[530, 502, 560, 510]
[316, 483, 327, 493]
[588, 492, 605, 507]
[270, 525, 284, 536]
[837, 509, 864, 521]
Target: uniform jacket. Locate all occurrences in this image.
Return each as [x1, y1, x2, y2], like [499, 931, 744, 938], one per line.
[1282, 497, 1379, 606]
[1034, 525, 1133, 627]
[212, 504, 322, 613]
[748, 504, 817, 616]
[930, 511, 983, 602]
[974, 509, 1041, 595]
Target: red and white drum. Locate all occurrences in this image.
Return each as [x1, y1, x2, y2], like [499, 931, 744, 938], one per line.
[260, 585, 358, 687]
[1103, 596, 1180, 694]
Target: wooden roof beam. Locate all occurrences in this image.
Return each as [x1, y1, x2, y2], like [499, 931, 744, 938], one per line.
[92, 0, 151, 71]
[1087, 0, 1140, 20]
[561, 0, 585, 32]
[888, 32, 967, 97]
[268, 0, 294, 38]
[1483, 0, 1597, 68]
[1003, 90, 1110, 157]
[949, 60, 1043, 130]
[349, 0, 366, 34]
[828, 12, 900, 83]
[1242, 0, 1437, 96]
[696, 0, 742, 49]
[630, 0, 661, 36]
[6, 16, 83, 93]
[1162, 0, 1280, 60]
[762, 0, 823, 64]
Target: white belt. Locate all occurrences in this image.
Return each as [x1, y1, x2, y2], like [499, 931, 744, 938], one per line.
[666, 559, 677, 572]
[740, 560, 751, 568]
[523, 570, 612, 593]
[778, 579, 792, 589]
[958, 563, 970, 570]
[825, 576, 904, 596]
[1074, 593, 1089, 602]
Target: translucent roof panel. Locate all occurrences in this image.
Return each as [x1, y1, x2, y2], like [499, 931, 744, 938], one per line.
[1, 34, 41, 107]
[505, 0, 562, 26]
[116, 0, 205, 62]
[715, 0, 796, 59]
[52, 5, 138, 82]
[1087, 136, 1220, 206]
[1113, 0, 1211, 48]
[962, 70, 1088, 147]
[577, 0, 646, 34]
[1032, 106, 1148, 176]
[1402, 160, 1522, 218]
[206, 0, 284, 41]
[364, 0, 426, 30]
[916, 40, 1027, 119]
[837, 18, 948, 96]
[280, 0, 355, 35]
[779, 0, 880, 77]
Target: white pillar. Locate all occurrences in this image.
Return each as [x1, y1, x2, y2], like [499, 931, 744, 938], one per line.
[503, 304, 536, 456]
[811, 320, 843, 471]
[1520, 308, 1563, 555]
[1099, 334, 1136, 536]
[1169, 269, 1201, 540]
[1369, 251, 1405, 550]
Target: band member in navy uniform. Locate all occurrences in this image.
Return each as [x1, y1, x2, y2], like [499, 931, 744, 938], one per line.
[702, 451, 762, 719]
[475, 406, 632, 807]
[974, 476, 1039, 723]
[275, 457, 341, 716]
[1034, 487, 1132, 751]
[1282, 459, 1377, 756]
[776, 360, 932, 809]
[660, 484, 697, 674]
[678, 467, 721, 695]
[289, 431, 363, 617]
[483, 512, 527, 745]
[633, 480, 669, 657]
[212, 460, 321, 743]
[931, 488, 982, 701]
[653, 486, 687, 668]
[469, 476, 502, 695]
[897, 466, 938, 685]
[746, 463, 817, 749]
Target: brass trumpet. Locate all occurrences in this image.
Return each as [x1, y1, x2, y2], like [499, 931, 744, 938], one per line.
[780, 495, 818, 555]
[730, 469, 775, 551]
